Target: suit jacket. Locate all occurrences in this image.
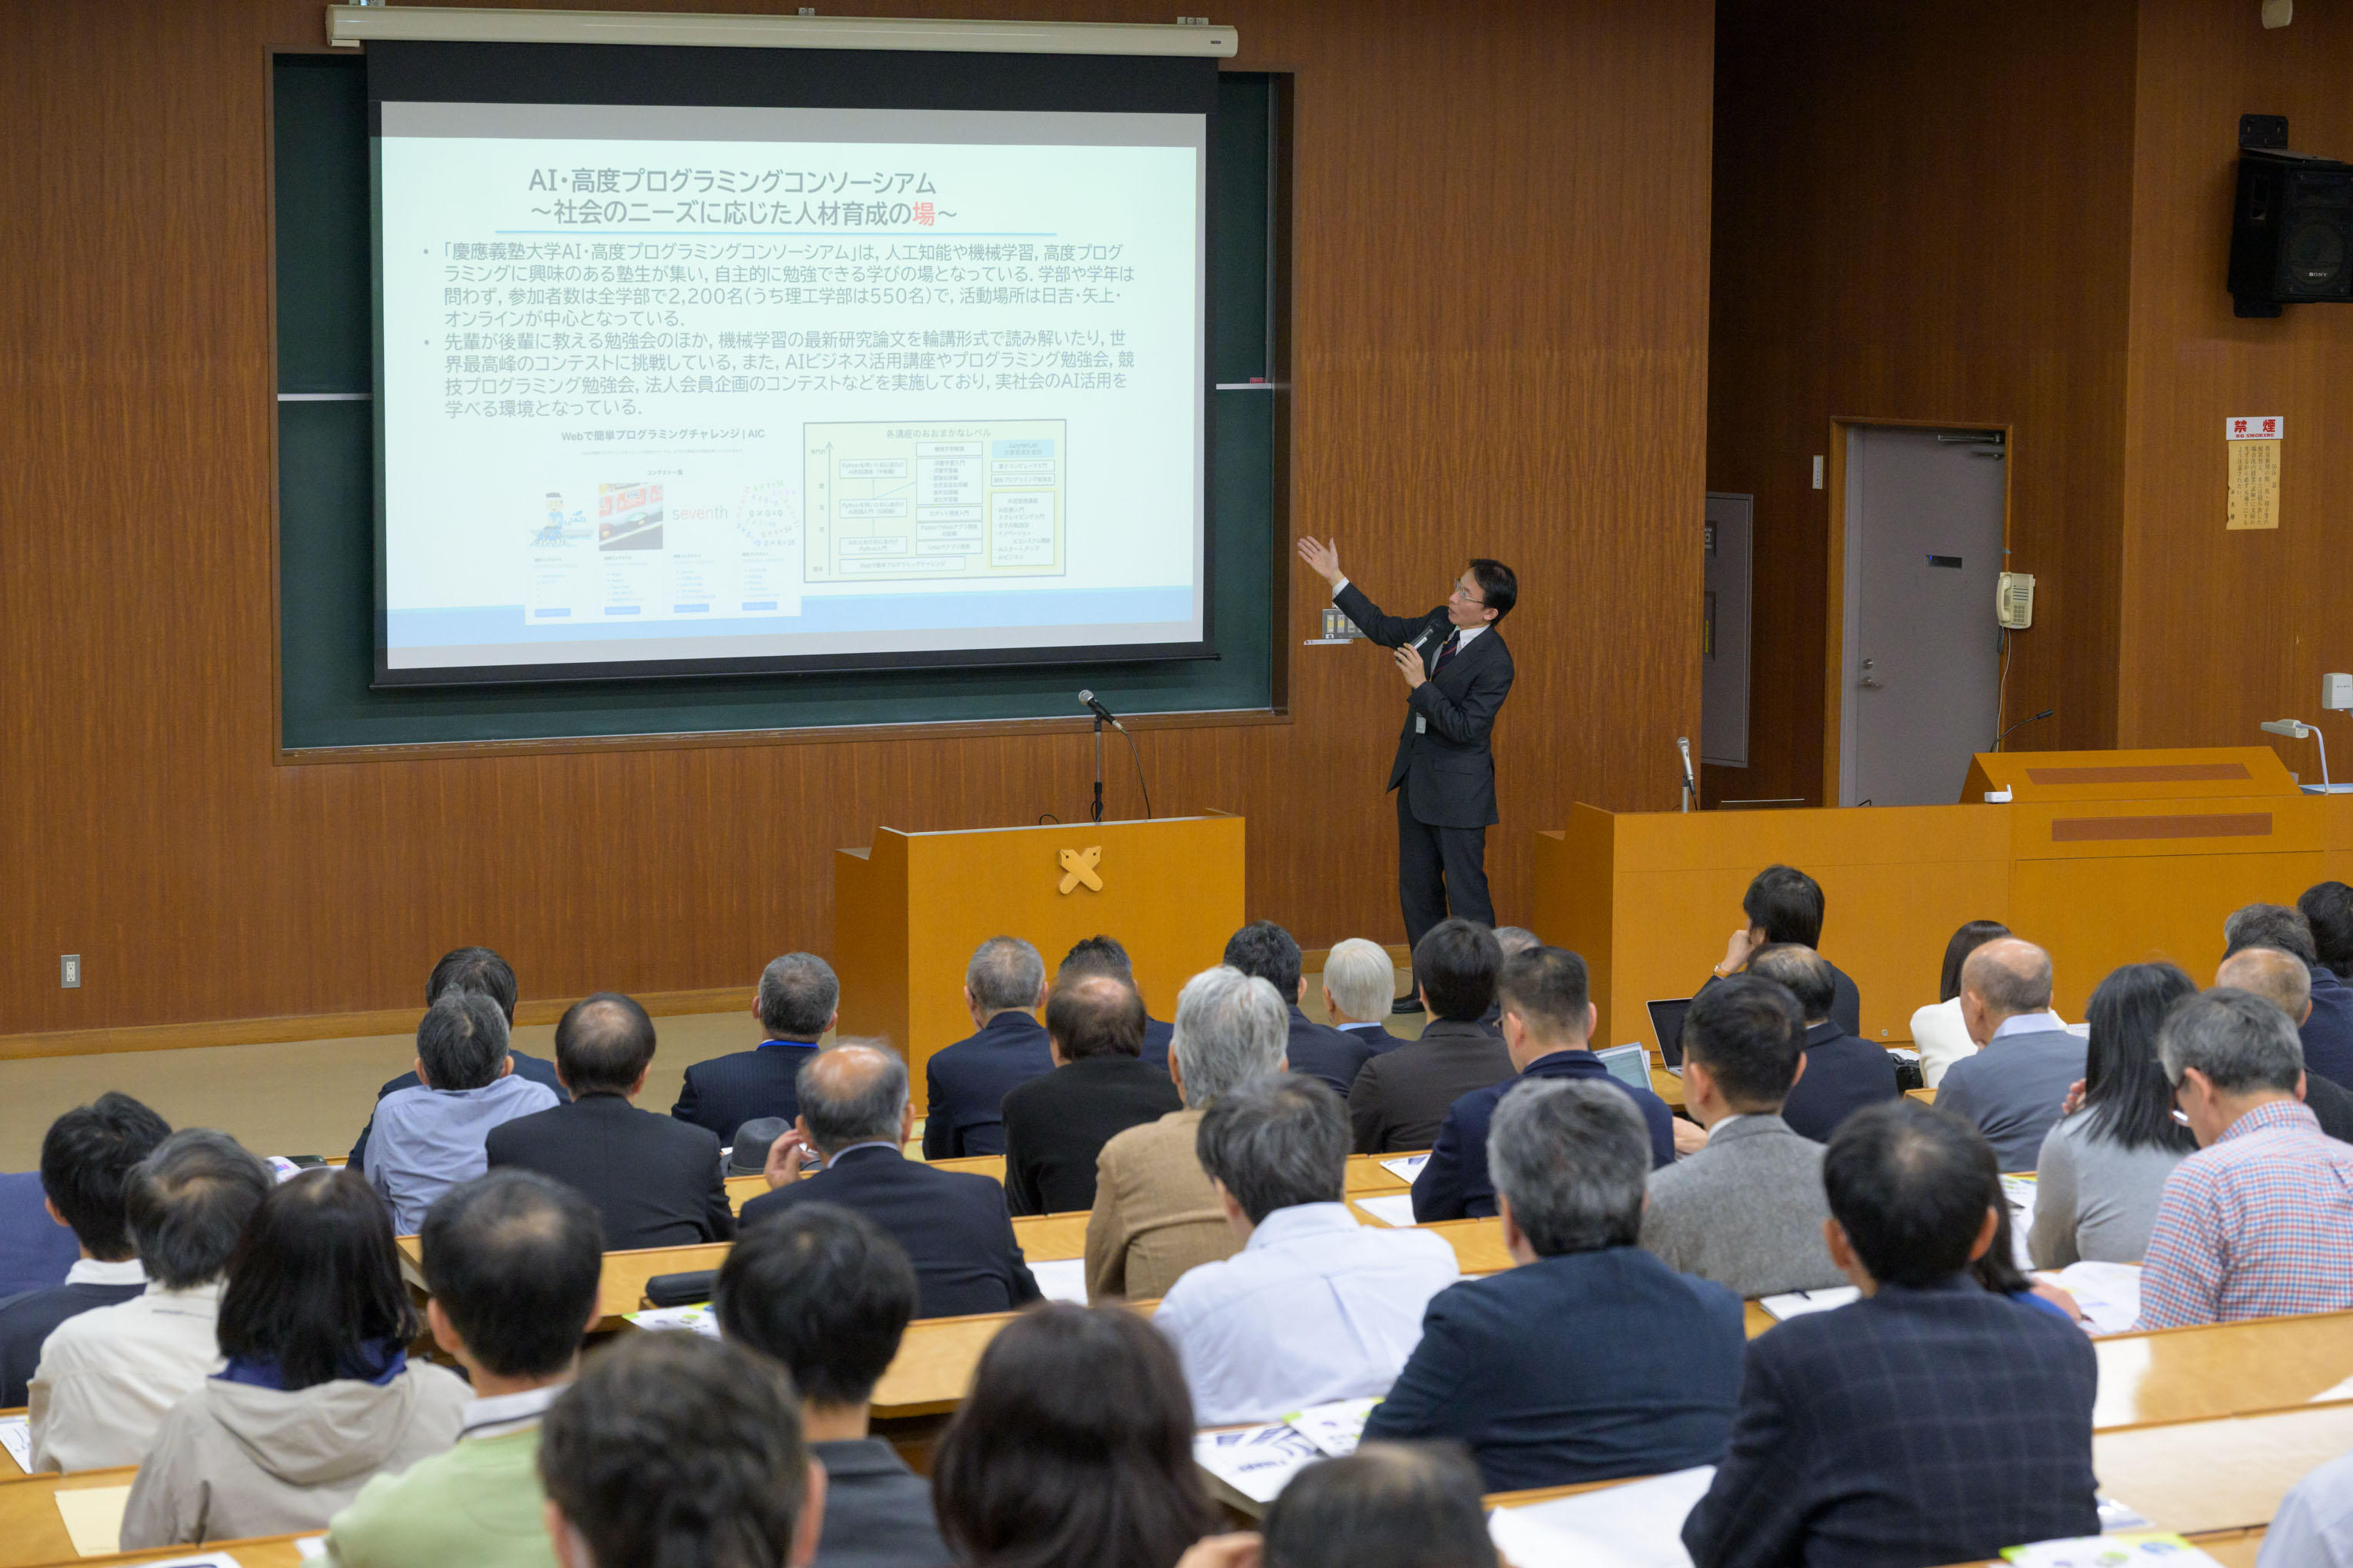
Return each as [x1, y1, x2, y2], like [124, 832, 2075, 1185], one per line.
[1682, 1276, 2100, 1568]
[1141, 1016, 1175, 1077]
[671, 1040, 822, 1145]
[1778, 1022, 1902, 1144]
[1001, 1054, 1184, 1216]
[1348, 1020, 1514, 1154]
[1333, 583, 1515, 829]
[808, 1437, 951, 1568]
[1285, 1007, 1378, 1099]
[1414, 1049, 1676, 1220]
[1640, 1114, 1844, 1297]
[740, 1145, 1040, 1319]
[922, 1011, 1054, 1160]
[485, 1092, 735, 1251]
[2307, 1069, 2353, 1143]
[0, 1278, 148, 1407]
[2305, 965, 2353, 1090]
[1084, 1109, 1241, 1302]
[1337, 1021, 1411, 1057]
[0, 1171, 78, 1301]
[1935, 1024, 2088, 1173]
[350, 1049, 568, 1171]
[1361, 1247, 1745, 1493]
[1698, 962, 1864, 1040]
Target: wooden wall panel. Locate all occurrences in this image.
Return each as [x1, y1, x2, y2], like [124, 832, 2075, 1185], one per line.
[1704, 0, 2138, 806]
[0, 0, 1714, 1037]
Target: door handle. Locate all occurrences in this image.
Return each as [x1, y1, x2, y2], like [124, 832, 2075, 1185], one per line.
[1858, 657, 1884, 691]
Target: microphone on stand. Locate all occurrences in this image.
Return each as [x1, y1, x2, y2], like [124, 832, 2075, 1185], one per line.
[1078, 690, 1125, 731]
[1676, 737, 1698, 813]
[1994, 707, 2055, 751]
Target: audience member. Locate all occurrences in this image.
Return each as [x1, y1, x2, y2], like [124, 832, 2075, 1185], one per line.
[742, 1043, 1040, 1317]
[924, 936, 1053, 1158]
[122, 1170, 472, 1546]
[368, 991, 558, 1234]
[30, 1130, 269, 1472]
[1368, 1079, 1742, 1489]
[1348, 920, 1512, 1154]
[1258, 1443, 1498, 1568]
[1321, 937, 1408, 1056]
[0, 1168, 82, 1300]
[1412, 945, 1672, 1221]
[1909, 919, 2013, 1089]
[351, 947, 565, 1170]
[2137, 987, 2353, 1328]
[932, 1303, 1219, 1568]
[2218, 946, 2353, 1140]
[1640, 976, 1842, 1295]
[2228, 901, 2353, 1089]
[1748, 944, 1898, 1142]
[1701, 864, 1863, 1034]
[1681, 1101, 2099, 1567]
[715, 1203, 948, 1568]
[672, 953, 838, 1144]
[2261, 1444, 2353, 1568]
[1002, 976, 1184, 1216]
[486, 993, 733, 1250]
[1086, 967, 1286, 1301]
[1933, 937, 2083, 1171]
[537, 1333, 821, 1568]
[1225, 920, 1375, 1097]
[1058, 935, 1178, 1074]
[2300, 880, 2353, 977]
[1478, 925, 1542, 1032]
[1155, 1075, 1457, 1423]
[0, 1093, 171, 1406]
[324, 1170, 604, 1568]
[2028, 963, 2198, 1267]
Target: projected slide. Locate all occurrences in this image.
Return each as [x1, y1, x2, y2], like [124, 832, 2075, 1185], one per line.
[375, 102, 1203, 681]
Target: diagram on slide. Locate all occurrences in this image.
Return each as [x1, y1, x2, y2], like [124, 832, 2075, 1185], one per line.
[803, 421, 1066, 581]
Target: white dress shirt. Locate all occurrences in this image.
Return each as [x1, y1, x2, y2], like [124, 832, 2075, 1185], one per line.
[458, 1381, 565, 1441]
[2262, 1450, 2353, 1568]
[28, 1275, 218, 1473]
[1911, 999, 2071, 1089]
[1153, 1202, 1459, 1426]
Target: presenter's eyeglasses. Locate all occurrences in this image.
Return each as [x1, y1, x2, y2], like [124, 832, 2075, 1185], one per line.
[1448, 577, 1488, 608]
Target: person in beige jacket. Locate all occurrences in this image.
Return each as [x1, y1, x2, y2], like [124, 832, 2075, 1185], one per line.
[122, 1170, 469, 1547]
[1086, 965, 1288, 1301]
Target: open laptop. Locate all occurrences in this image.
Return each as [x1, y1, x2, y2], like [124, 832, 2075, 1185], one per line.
[1645, 997, 1693, 1074]
[1594, 1041, 1653, 1093]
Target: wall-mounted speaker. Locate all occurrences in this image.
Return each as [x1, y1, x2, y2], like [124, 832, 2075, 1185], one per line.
[2229, 145, 2353, 318]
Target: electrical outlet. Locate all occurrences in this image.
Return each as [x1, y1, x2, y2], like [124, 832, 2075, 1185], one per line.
[1812, 455, 1825, 490]
[60, 954, 81, 988]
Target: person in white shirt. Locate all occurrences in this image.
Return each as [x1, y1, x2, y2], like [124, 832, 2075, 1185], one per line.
[2263, 1448, 2353, 1567]
[1911, 919, 2014, 1088]
[1154, 1073, 1458, 1425]
[30, 1129, 272, 1473]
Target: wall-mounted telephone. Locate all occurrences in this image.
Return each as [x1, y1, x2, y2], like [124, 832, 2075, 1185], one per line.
[1998, 571, 2035, 630]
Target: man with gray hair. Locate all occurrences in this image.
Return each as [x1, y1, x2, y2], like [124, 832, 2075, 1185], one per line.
[923, 935, 1052, 1159]
[2136, 987, 2353, 1328]
[29, 1130, 272, 1471]
[1322, 937, 1408, 1056]
[1085, 966, 1287, 1301]
[1364, 1078, 1745, 1491]
[2226, 901, 2353, 1090]
[1153, 1075, 1457, 1423]
[672, 952, 838, 1144]
[368, 990, 558, 1234]
[742, 1043, 1041, 1318]
[2214, 947, 2353, 1143]
[1934, 937, 2083, 1172]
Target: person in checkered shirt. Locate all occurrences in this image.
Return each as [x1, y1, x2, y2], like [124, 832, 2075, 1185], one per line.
[2135, 987, 2353, 1330]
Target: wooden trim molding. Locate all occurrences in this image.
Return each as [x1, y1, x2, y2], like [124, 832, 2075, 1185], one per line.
[2050, 813, 2273, 844]
[2026, 764, 2253, 786]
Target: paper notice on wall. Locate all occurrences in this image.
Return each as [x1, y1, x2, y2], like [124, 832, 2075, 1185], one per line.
[2228, 439, 2281, 531]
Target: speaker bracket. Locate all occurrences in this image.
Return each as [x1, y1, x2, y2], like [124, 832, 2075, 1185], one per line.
[2241, 114, 2290, 151]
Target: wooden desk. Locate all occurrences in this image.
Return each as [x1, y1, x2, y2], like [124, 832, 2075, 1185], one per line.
[2095, 1310, 2353, 1429]
[2096, 1400, 2353, 1535]
[1906, 1087, 1937, 1103]
[1345, 1153, 1421, 1193]
[0, 1465, 137, 1567]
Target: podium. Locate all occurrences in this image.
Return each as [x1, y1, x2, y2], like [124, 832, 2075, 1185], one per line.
[832, 815, 1246, 1110]
[1536, 747, 2349, 1053]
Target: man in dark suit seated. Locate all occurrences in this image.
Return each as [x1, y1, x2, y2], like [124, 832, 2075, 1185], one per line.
[1000, 976, 1183, 1216]
[1699, 866, 1864, 1036]
[1683, 1101, 2100, 1567]
[672, 953, 837, 1145]
[716, 1205, 950, 1568]
[743, 1044, 1041, 1318]
[486, 992, 735, 1251]
[1224, 920, 1375, 1098]
[1056, 935, 1177, 1076]
[922, 936, 1053, 1160]
[1321, 938, 1411, 1059]
[1748, 944, 1899, 1144]
[1413, 945, 1675, 1220]
[1363, 1078, 1745, 1490]
[1349, 920, 1511, 1154]
[0, 1094, 172, 1407]
[350, 947, 566, 1171]
[2236, 901, 2353, 1090]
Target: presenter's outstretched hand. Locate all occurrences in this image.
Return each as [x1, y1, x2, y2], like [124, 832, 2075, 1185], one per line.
[1392, 644, 1428, 691]
[1295, 535, 1344, 585]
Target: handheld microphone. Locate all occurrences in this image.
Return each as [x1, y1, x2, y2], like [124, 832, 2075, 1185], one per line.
[1995, 707, 2055, 751]
[1077, 690, 1125, 732]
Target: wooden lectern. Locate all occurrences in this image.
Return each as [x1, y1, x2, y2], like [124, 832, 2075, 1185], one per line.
[832, 815, 1246, 1110]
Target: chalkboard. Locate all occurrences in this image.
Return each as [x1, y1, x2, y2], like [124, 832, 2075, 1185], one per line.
[273, 55, 1281, 751]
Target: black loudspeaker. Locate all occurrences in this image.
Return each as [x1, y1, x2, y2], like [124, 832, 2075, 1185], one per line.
[2229, 147, 2353, 318]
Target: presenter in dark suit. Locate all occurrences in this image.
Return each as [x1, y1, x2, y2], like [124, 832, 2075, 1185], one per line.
[1299, 538, 1518, 958]
[672, 952, 837, 1145]
[485, 993, 735, 1251]
[745, 1043, 1041, 1320]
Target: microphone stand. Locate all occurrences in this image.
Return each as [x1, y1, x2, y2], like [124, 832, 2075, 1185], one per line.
[1091, 715, 1106, 824]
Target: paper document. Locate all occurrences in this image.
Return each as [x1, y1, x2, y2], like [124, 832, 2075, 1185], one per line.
[1283, 1397, 1379, 1458]
[0, 1413, 32, 1473]
[1353, 1193, 1421, 1228]
[1758, 1286, 1860, 1321]
[2000, 1174, 2038, 1271]
[1032, 1257, 1088, 1305]
[2038, 1261, 2143, 1337]
[2005, 1533, 2221, 1566]
[622, 1304, 721, 1337]
[1379, 1154, 1428, 1182]
[2097, 1496, 2155, 1533]
[128, 1556, 246, 1568]
[1485, 1465, 1715, 1568]
[1194, 1423, 1325, 1504]
[295, 1537, 332, 1561]
[55, 1484, 133, 1556]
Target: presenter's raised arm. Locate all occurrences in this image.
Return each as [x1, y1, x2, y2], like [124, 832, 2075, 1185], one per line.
[1303, 538, 1430, 648]
[1295, 534, 1344, 585]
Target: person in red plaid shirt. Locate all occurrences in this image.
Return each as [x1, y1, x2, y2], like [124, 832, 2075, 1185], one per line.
[2136, 987, 2353, 1330]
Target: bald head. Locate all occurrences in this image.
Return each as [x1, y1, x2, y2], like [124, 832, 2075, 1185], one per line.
[795, 1043, 910, 1154]
[2217, 947, 2312, 1026]
[1958, 938, 2053, 1046]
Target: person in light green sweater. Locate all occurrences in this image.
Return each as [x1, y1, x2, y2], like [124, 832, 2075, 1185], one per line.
[326, 1170, 606, 1568]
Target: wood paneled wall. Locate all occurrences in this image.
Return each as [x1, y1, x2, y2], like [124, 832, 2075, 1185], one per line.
[0, 1, 1715, 1040]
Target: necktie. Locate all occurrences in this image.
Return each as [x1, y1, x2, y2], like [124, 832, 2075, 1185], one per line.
[1432, 629, 1461, 674]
